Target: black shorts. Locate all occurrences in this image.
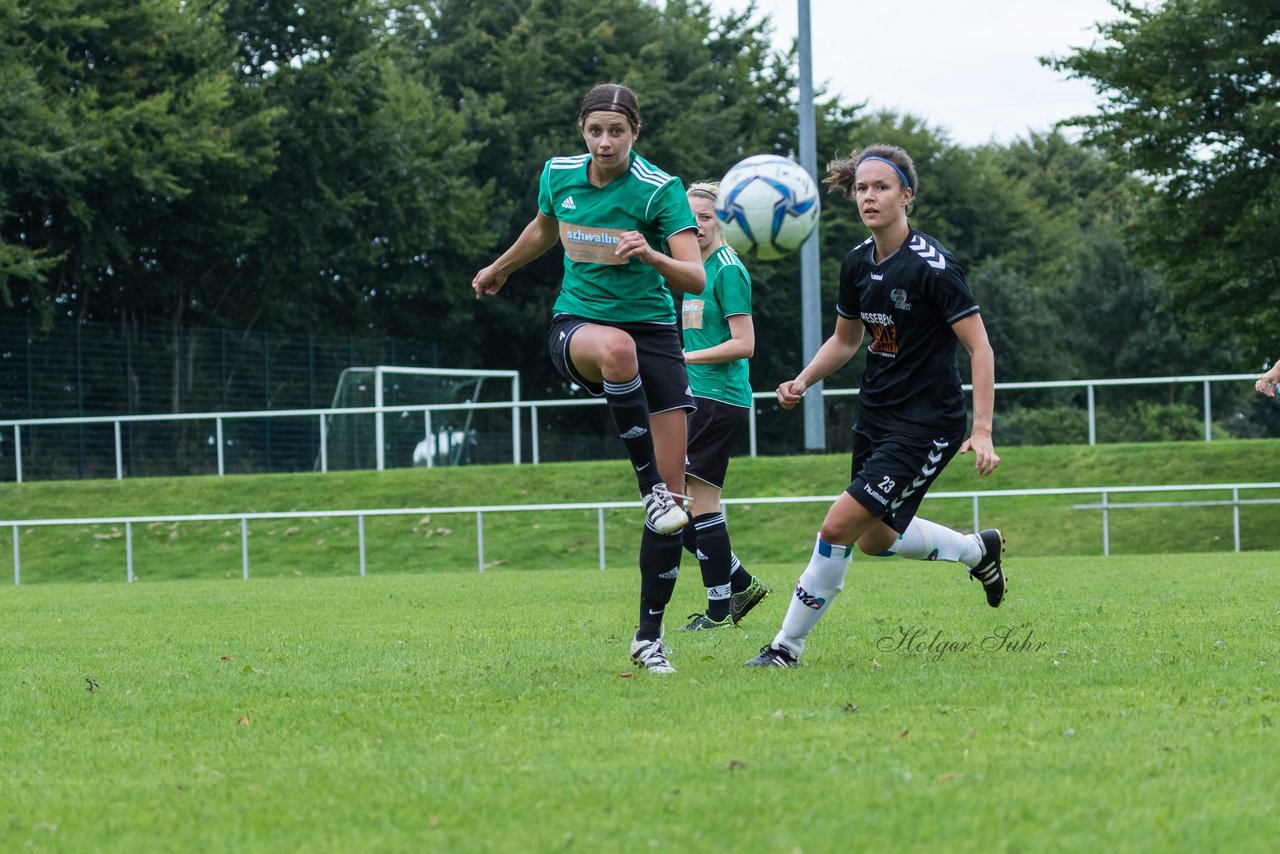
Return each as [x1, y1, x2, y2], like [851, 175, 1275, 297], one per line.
[685, 396, 749, 489]
[844, 424, 963, 534]
[548, 314, 694, 414]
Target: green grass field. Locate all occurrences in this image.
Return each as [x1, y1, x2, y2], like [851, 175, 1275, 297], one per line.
[2, 554, 1278, 851]
[2, 441, 1279, 850]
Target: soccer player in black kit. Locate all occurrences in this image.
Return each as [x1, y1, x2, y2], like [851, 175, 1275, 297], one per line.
[747, 145, 1006, 668]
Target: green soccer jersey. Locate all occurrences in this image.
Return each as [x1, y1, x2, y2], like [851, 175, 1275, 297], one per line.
[681, 244, 753, 407]
[537, 152, 695, 323]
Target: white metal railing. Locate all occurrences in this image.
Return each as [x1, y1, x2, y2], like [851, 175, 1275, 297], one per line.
[1, 372, 1265, 482]
[1070, 486, 1280, 556]
[5, 482, 1278, 585]
[744, 372, 1262, 456]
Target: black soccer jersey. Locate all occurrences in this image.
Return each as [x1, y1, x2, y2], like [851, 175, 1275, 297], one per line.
[835, 228, 980, 437]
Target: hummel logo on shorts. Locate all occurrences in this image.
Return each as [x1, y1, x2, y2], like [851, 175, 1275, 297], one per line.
[561, 196, 576, 210]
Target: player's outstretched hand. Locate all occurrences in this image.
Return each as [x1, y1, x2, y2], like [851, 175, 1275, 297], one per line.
[959, 432, 1000, 476]
[776, 379, 807, 411]
[1256, 375, 1278, 398]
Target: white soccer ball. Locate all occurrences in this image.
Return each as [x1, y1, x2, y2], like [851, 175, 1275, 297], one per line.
[714, 154, 820, 260]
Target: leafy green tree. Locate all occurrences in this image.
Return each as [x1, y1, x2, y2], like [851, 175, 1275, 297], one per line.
[218, 1, 494, 343]
[0, 0, 272, 334]
[1049, 0, 1280, 354]
[0, 1, 68, 304]
[995, 130, 1238, 381]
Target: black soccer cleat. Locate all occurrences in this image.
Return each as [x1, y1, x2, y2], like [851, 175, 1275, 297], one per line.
[729, 576, 770, 625]
[969, 528, 1006, 608]
[677, 612, 734, 631]
[744, 642, 799, 668]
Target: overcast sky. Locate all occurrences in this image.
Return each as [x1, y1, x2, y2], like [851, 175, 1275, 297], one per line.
[707, 0, 1125, 146]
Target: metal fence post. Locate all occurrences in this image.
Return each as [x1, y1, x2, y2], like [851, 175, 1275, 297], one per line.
[1087, 385, 1097, 446]
[13, 426, 21, 483]
[358, 514, 367, 576]
[530, 405, 540, 466]
[1232, 487, 1240, 552]
[374, 367, 386, 471]
[216, 417, 225, 476]
[1203, 380, 1212, 441]
[748, 406, 758, 458]
[477, 510, 485, 572]
[240, 518, 249, 580]
[511, 389, 522, 466]
[11, 525, 18, 585]
[1101, 490, 1110, 557]
[598, 507, 606, 570]
[319, 414, 328, 473]
[114, 421, 124, 480]
[423, 411, 433, 468]
[126, 521, 134, 583]
[972, 495, 980, 534]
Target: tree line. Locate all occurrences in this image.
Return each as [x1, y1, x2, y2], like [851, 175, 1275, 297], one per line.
[2, 0, 1276, 425]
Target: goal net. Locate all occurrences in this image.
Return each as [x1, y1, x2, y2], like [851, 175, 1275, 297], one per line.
[319, 366, 521, 471]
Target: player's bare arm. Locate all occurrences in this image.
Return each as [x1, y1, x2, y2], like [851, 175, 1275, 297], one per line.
[472, 212, 560, 300]
[616, 228, 705, 295]
[777, 315, 865, 410]
[952, 313, 999, 476]
[684, 314, 754, 365]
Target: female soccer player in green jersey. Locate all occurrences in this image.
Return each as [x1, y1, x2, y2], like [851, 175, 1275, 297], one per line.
[676, 181, 770, 631]
[472, 83, 705, 673]
[746, 145, 1006, 668]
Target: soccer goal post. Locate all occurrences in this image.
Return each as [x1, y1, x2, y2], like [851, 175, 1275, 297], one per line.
[322, 366, 521, 472]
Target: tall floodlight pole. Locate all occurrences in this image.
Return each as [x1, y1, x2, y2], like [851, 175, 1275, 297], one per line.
[797, 0, 824, 451]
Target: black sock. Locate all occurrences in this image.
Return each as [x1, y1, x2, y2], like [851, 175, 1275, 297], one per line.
[729, 552, 752, 594]
[604, 376, 661, 496]
[636, 526, 683, 640]
[681, 522, 698, 557]
[692, 513, 733, 622]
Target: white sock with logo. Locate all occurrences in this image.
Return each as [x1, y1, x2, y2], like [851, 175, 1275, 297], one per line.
[879, 517, 982, 566]
[775, 537, 854, 657]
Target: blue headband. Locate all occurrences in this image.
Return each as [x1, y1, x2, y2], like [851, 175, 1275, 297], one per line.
[861, 156, 912, 190]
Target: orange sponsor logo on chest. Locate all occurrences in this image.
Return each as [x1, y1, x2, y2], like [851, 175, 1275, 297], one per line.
[560, 222, 629, 265]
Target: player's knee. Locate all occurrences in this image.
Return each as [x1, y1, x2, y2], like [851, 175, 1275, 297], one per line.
[817, 520, 858, 545]
[596, 335, 639, 378]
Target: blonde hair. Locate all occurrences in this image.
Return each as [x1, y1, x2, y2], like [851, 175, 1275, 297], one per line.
[686, 180, 723, 248]
[686, 180, 719, 202]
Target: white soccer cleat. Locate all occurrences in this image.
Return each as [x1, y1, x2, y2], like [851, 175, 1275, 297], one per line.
[642, 482, 689, 534]
[630, 637, 676, 673]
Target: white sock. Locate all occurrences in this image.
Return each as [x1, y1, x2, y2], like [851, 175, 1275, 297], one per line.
[881, 517, 982, 566]
[776, 537, 854, 657]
